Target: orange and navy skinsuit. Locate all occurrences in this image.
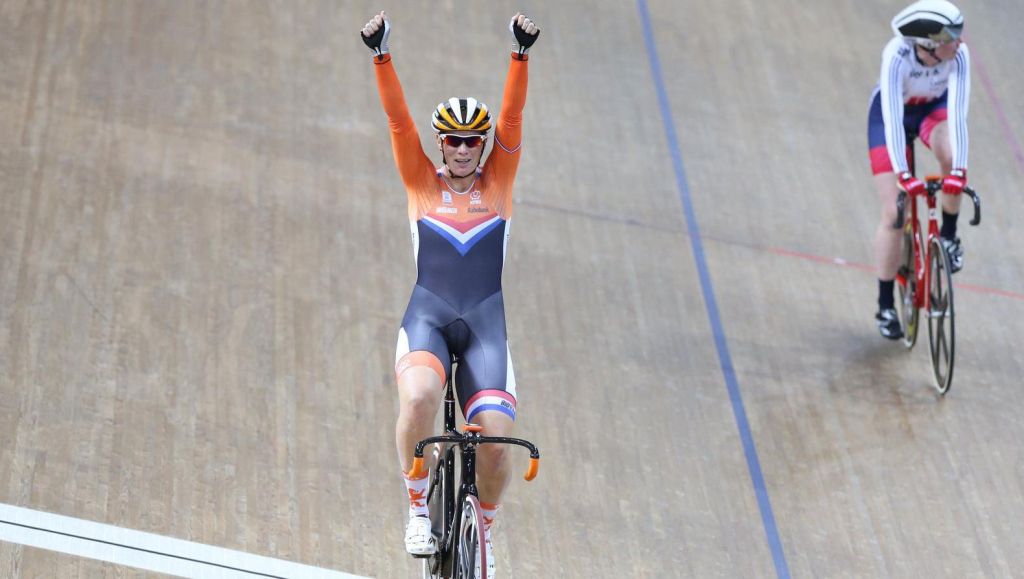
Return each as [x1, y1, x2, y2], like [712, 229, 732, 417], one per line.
[374, 52, 528, 423]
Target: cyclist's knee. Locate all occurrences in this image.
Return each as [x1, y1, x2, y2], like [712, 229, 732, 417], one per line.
[879, 203, 901, 229]
[398, 376, 442, 418]
[932, 147, 953, 173]
[476, 414, 513, 469]
[477, 441, 510, 468]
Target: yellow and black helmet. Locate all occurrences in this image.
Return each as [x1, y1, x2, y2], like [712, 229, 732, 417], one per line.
[431, 97, 492, 133]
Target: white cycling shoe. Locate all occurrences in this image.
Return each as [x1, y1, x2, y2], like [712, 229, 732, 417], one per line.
[405, 515, 436, 557]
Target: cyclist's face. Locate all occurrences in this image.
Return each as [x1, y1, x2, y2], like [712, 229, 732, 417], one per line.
[933, 38, 961, 61]
[919, 38, 961, 64]
[438, 132, 486, 177]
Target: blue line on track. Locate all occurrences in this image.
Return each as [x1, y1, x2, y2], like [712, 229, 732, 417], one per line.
[635, 1, 791, 577]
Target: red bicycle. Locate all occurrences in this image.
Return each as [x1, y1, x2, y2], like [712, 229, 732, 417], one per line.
[894, 175, 980, 394]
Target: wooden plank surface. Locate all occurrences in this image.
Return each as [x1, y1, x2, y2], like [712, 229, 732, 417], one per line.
[2, 1, 1022, 577]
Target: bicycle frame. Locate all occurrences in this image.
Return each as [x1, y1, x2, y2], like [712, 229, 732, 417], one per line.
[895, 179, 981, 305]
[895, 183, 939, 311]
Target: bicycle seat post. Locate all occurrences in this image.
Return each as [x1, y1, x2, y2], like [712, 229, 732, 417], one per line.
[906, 130, 917, 177]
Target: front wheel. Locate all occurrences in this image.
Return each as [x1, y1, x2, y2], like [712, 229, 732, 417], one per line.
[897, 221, 921, 349]
[423, 444, 453, 579]
[927, 237, 955, 394]
[453, 496, 487, 579]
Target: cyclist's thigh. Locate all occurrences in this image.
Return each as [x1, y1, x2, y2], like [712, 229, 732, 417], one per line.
[454, 292, 517, 424]
[924, 119, 953, 168]
[396, 285, 457, 384]
[918, 92, 949, 154]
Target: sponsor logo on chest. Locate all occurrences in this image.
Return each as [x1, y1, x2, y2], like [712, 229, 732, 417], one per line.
[435, 188, 490, 214]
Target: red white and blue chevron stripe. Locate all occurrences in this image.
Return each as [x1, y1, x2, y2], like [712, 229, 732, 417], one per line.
[421, 213, 505, 256]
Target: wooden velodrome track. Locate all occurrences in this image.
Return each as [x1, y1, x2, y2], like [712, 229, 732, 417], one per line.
[2, 0, 1023, 577]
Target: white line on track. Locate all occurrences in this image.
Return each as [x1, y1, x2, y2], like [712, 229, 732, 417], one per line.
[0, 503, 370, 578]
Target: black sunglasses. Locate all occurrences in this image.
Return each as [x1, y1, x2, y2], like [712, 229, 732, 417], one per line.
[441, 134, 486, 148]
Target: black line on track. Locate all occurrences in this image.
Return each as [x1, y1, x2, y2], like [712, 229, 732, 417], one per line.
[0, 518, 286, 578]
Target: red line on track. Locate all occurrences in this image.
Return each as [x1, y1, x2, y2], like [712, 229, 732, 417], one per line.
[765, 246, 1024, 302]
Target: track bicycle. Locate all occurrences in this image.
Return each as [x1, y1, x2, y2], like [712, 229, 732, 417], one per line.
[409, 356, 540, 579]
[893, 153, 981, 394]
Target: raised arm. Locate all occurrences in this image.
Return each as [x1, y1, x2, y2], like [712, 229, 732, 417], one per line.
[492, 55, 528, 160]
[486, 13, 539, 201]
[361, 12, 434, 192]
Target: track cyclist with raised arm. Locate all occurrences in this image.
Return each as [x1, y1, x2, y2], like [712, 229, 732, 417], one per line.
[361, 10, 539, 576]
[868, 0, 970, 339]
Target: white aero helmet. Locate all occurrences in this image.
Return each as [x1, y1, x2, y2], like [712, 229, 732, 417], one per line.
[891, 0, 964, 48]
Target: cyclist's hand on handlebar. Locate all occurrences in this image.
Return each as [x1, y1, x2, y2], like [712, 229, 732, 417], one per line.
[509, 12, 540, 57]
[898, 172, 925, 196]
[942, 169, 966, 195]
[361, 11, 390, 57]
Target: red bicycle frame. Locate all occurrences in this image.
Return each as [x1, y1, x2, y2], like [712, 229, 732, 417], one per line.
[894, 176, 981, 309]
[895, 176, 944, 311]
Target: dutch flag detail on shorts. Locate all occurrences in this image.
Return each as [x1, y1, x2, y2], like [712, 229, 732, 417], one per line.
[464, 390, 516, 422]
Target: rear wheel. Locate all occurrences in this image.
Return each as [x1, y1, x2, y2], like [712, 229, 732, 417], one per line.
[927, 237, 955, 394]
[897, 222, 921, 349]
[453, 496, 487, 579]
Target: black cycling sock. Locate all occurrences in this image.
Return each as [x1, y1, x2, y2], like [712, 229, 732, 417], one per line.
[941, 211, 959, 240]
[878, 279, 895, 310]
